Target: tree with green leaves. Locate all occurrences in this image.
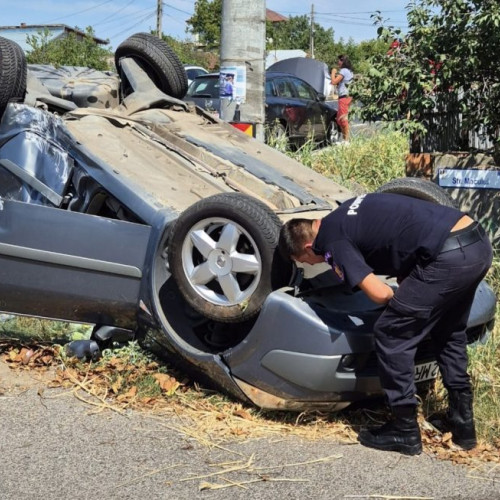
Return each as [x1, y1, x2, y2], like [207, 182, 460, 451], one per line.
[26, 27, 113, 70]
[186, 0, 222, 49]
[266, 15, 338, 66]
[348, 39, 391, 75]
[185, 1, 388, 75]
[161, 34, 218, 70]
[352, 0, 500, 149]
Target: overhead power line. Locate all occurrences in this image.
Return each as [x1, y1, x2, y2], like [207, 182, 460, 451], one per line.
[282, 9, 407, 16]
[108, 9, 157, 41]
[163, 2, 192, 16]
[45, 0, 116, 23]
[96, 0, 138, 25]
[94, 6, 154, 27]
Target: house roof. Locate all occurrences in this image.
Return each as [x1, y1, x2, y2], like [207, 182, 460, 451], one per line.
[266, 9, 288, 23]
[0, 24, 108, 46]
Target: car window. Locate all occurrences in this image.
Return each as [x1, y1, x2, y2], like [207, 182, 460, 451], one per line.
[265, 80, 275, 97]
[186, 68, 208, 80]
[292, 78, 316, 100]
[273, 78, 294, 98]
[187, 78, 219, 97]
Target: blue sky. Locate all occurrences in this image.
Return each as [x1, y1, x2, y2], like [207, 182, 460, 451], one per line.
[1, 0, 409, 51]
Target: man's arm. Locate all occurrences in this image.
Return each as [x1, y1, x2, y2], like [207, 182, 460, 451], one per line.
[358, 273, 394, 304]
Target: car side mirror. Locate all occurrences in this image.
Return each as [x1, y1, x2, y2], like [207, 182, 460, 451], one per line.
[317, 93, 326, 102]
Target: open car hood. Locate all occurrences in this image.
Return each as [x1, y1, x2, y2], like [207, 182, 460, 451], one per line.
[267, 57, 330, 96]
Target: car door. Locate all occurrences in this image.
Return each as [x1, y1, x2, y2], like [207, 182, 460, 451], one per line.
[266, 76, 310, 139]
[289, 77, 326, 139]
[0, 198, 151, 329]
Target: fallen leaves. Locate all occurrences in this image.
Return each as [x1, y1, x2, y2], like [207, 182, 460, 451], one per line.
[153, 373, 180, 395]
[117, 385, 137, 402]
[421, 418, 500, 465]
[54, 356, 187, 409]
[232, 407, 253, 420]
[4, 345, 59, 370]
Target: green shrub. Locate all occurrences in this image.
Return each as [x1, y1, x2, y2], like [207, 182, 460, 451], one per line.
[290, 126, 409, 193]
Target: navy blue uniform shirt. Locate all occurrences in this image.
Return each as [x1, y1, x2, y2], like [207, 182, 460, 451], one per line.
[312, 193, 463, 289]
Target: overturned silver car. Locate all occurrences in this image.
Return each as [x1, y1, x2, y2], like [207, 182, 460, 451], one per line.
[0, 34, 495, 411]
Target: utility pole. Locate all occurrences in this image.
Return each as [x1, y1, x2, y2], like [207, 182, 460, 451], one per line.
[157, 0, 163, 38]
[220, 0, 266, 142]
[310, 4, 315, 59]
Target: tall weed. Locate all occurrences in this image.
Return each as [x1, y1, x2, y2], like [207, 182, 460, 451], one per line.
[469, 252, 500, 442]
[290, 125, 408, 192]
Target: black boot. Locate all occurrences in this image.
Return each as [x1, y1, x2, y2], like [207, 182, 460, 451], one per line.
[447, 388, 477, 450]
[358, 405, 422, 455]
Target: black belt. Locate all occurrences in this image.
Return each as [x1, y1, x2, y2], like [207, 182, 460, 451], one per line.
[440, 222, 484, 253]
[338, 95, 348, 99]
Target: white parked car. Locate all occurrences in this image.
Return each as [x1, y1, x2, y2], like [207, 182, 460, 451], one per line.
[184, 65, 208, 85]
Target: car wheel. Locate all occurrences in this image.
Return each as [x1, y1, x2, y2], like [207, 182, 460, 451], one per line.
[11, 40, 27, 103]
[167, 193, 282, 323]
[375, 177, 457, 207]
[266, 122, 289, 152]
[326, 119, 341, 145]
[115, 33, 188, 99]
[0, 37, 27, 118]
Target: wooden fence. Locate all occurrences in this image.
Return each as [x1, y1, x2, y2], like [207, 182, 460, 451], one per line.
[410, 95, 496, 154]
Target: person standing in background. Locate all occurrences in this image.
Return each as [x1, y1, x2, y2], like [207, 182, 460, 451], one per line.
[331, 55, 354, 142]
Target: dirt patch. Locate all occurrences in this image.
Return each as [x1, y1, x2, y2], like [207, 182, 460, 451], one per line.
[0, 344, 58, 395]
[0, 358, 55, 393]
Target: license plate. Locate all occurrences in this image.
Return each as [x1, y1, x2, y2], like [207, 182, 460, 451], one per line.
[414, 361, 439, 383]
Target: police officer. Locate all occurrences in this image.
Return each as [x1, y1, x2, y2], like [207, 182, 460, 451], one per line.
[278, 192, 493, 455]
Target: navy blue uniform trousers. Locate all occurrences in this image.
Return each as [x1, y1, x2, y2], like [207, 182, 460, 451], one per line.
[374, 224, 493, 407]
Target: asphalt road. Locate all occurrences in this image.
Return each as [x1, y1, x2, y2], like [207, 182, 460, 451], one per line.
[1, 364, 499, 500]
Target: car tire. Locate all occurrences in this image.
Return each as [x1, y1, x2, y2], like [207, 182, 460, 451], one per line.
[167, 193, 282, 323]
[115, 33, 188, 99]
[326, 119, 341, 145]
[11, 39, 27, 103]
[0, 37, 27, 118]
[375, 177, 457, 207]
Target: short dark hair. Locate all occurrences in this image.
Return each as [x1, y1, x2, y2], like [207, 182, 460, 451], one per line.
[278, 218, 315, 260]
